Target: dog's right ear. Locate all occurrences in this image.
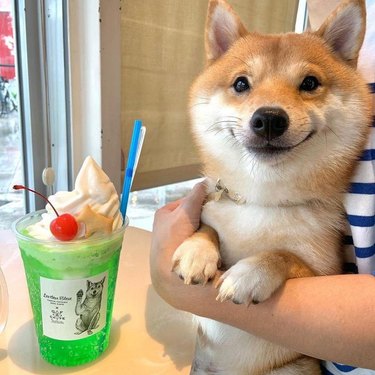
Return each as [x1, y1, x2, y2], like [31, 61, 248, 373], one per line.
[205, 0, 248, 64]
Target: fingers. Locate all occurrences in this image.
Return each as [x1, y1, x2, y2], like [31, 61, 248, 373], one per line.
[180, 181, 207, 214]
[155, 181, 207, 216]
[153, 180, 208, 232]
[153, 198, 183, 222]
[161, 198, 184, 212]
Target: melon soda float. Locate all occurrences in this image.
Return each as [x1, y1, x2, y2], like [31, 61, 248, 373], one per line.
[12, 156, 128, 366]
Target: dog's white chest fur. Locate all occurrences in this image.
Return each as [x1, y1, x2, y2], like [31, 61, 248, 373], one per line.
[201, 198, 342, 274]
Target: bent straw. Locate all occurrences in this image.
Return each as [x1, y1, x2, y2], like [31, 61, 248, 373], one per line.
[133, 126, 146, 188]
[120, 120, 145, 220]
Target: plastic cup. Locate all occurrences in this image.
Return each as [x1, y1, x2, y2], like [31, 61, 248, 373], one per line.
[12, 210, 128, 366]
[0, 266, 8, 334]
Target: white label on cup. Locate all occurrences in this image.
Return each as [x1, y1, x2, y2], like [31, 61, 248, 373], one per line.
[40, 271, 108, 341]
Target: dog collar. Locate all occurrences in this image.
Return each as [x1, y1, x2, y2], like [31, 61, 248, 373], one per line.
[209, 178, 246, 205]
[207, 178, 321, 209]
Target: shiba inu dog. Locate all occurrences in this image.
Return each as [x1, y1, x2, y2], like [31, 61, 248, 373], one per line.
[172, 0, 372, 373]
[75, 277, 105, 335]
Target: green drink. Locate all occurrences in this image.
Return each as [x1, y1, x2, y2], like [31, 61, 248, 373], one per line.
[13, 210, 128, 366]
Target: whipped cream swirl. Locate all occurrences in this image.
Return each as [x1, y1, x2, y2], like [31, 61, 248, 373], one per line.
[28, 156, 123, 240]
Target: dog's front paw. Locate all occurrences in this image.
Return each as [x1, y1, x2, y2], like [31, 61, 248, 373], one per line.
[172, 237, 220, 285]
[76, 289, 84, 298]
[216, 255, 287, 305]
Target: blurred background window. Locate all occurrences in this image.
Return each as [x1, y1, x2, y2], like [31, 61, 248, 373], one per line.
[0, 0, 70, 230]
[0, 0, 22, 229]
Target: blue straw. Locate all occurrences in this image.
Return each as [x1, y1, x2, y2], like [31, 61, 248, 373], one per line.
[120, 119, 143, 220]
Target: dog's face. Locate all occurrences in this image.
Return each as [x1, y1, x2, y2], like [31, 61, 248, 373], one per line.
[190, 0, 371, 180]
[86, 278, 105, 298]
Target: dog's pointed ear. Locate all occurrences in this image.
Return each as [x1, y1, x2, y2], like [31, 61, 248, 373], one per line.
[315, 0, 366, 67]
[205, 0, 248, 64]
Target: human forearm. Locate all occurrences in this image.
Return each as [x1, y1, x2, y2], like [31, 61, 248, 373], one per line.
[153, 265, 375, 369]
[218, 274, 375, 369]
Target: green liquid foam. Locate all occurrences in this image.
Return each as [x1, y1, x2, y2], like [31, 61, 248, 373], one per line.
[16, 219, 125, 367]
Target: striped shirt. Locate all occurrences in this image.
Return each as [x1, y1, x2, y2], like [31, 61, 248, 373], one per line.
[322, 1, 375, 373]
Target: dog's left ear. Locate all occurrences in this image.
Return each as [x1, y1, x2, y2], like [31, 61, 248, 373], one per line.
[205, 0, 248, 64]
[315, 0, 366, 67]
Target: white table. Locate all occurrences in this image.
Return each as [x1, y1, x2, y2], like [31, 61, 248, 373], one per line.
[0, 227, 195, 374]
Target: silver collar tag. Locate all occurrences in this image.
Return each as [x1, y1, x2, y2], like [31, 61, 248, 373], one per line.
[214, 179, 246, 205]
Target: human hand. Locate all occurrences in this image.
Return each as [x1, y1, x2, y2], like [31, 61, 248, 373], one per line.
[150, 181, 208, 306]
[151, 181, 207, 268]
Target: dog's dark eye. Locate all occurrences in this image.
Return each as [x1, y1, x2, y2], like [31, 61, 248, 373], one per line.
[300, 76, 320, 92]
[233, 77, 250, 93]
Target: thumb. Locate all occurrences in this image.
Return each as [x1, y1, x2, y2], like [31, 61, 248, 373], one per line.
[180, 181, 207, 216]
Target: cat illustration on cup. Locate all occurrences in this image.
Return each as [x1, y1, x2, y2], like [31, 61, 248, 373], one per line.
[75, 277, 105, 335]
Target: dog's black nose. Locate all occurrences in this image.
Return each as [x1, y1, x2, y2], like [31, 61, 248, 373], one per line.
[250, 107, 289, 140]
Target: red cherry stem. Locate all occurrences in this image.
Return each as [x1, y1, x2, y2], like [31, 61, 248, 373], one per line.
[13, 184, 60, 217]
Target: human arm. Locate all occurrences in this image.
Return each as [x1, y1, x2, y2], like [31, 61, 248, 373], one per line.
[150, 183, 375, 370]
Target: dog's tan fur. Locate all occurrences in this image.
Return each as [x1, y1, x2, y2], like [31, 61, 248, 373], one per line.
[172, 0, 372, 373]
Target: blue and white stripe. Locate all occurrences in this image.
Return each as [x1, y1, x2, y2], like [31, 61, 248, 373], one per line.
[323, 362, 368, 375]
[345, 98, 375, 273]
[344, 119, 375, 274]
[322, 0, 375, 371]
[322, 83, 375, 375]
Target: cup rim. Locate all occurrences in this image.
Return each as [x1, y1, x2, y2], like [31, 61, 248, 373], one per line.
[12, 209, 129, 245]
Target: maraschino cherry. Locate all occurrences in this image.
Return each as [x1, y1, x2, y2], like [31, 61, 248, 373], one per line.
[13, 185, 78, 241]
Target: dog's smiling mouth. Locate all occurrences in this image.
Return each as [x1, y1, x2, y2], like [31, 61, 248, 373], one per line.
[246, 131, 316, 157]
